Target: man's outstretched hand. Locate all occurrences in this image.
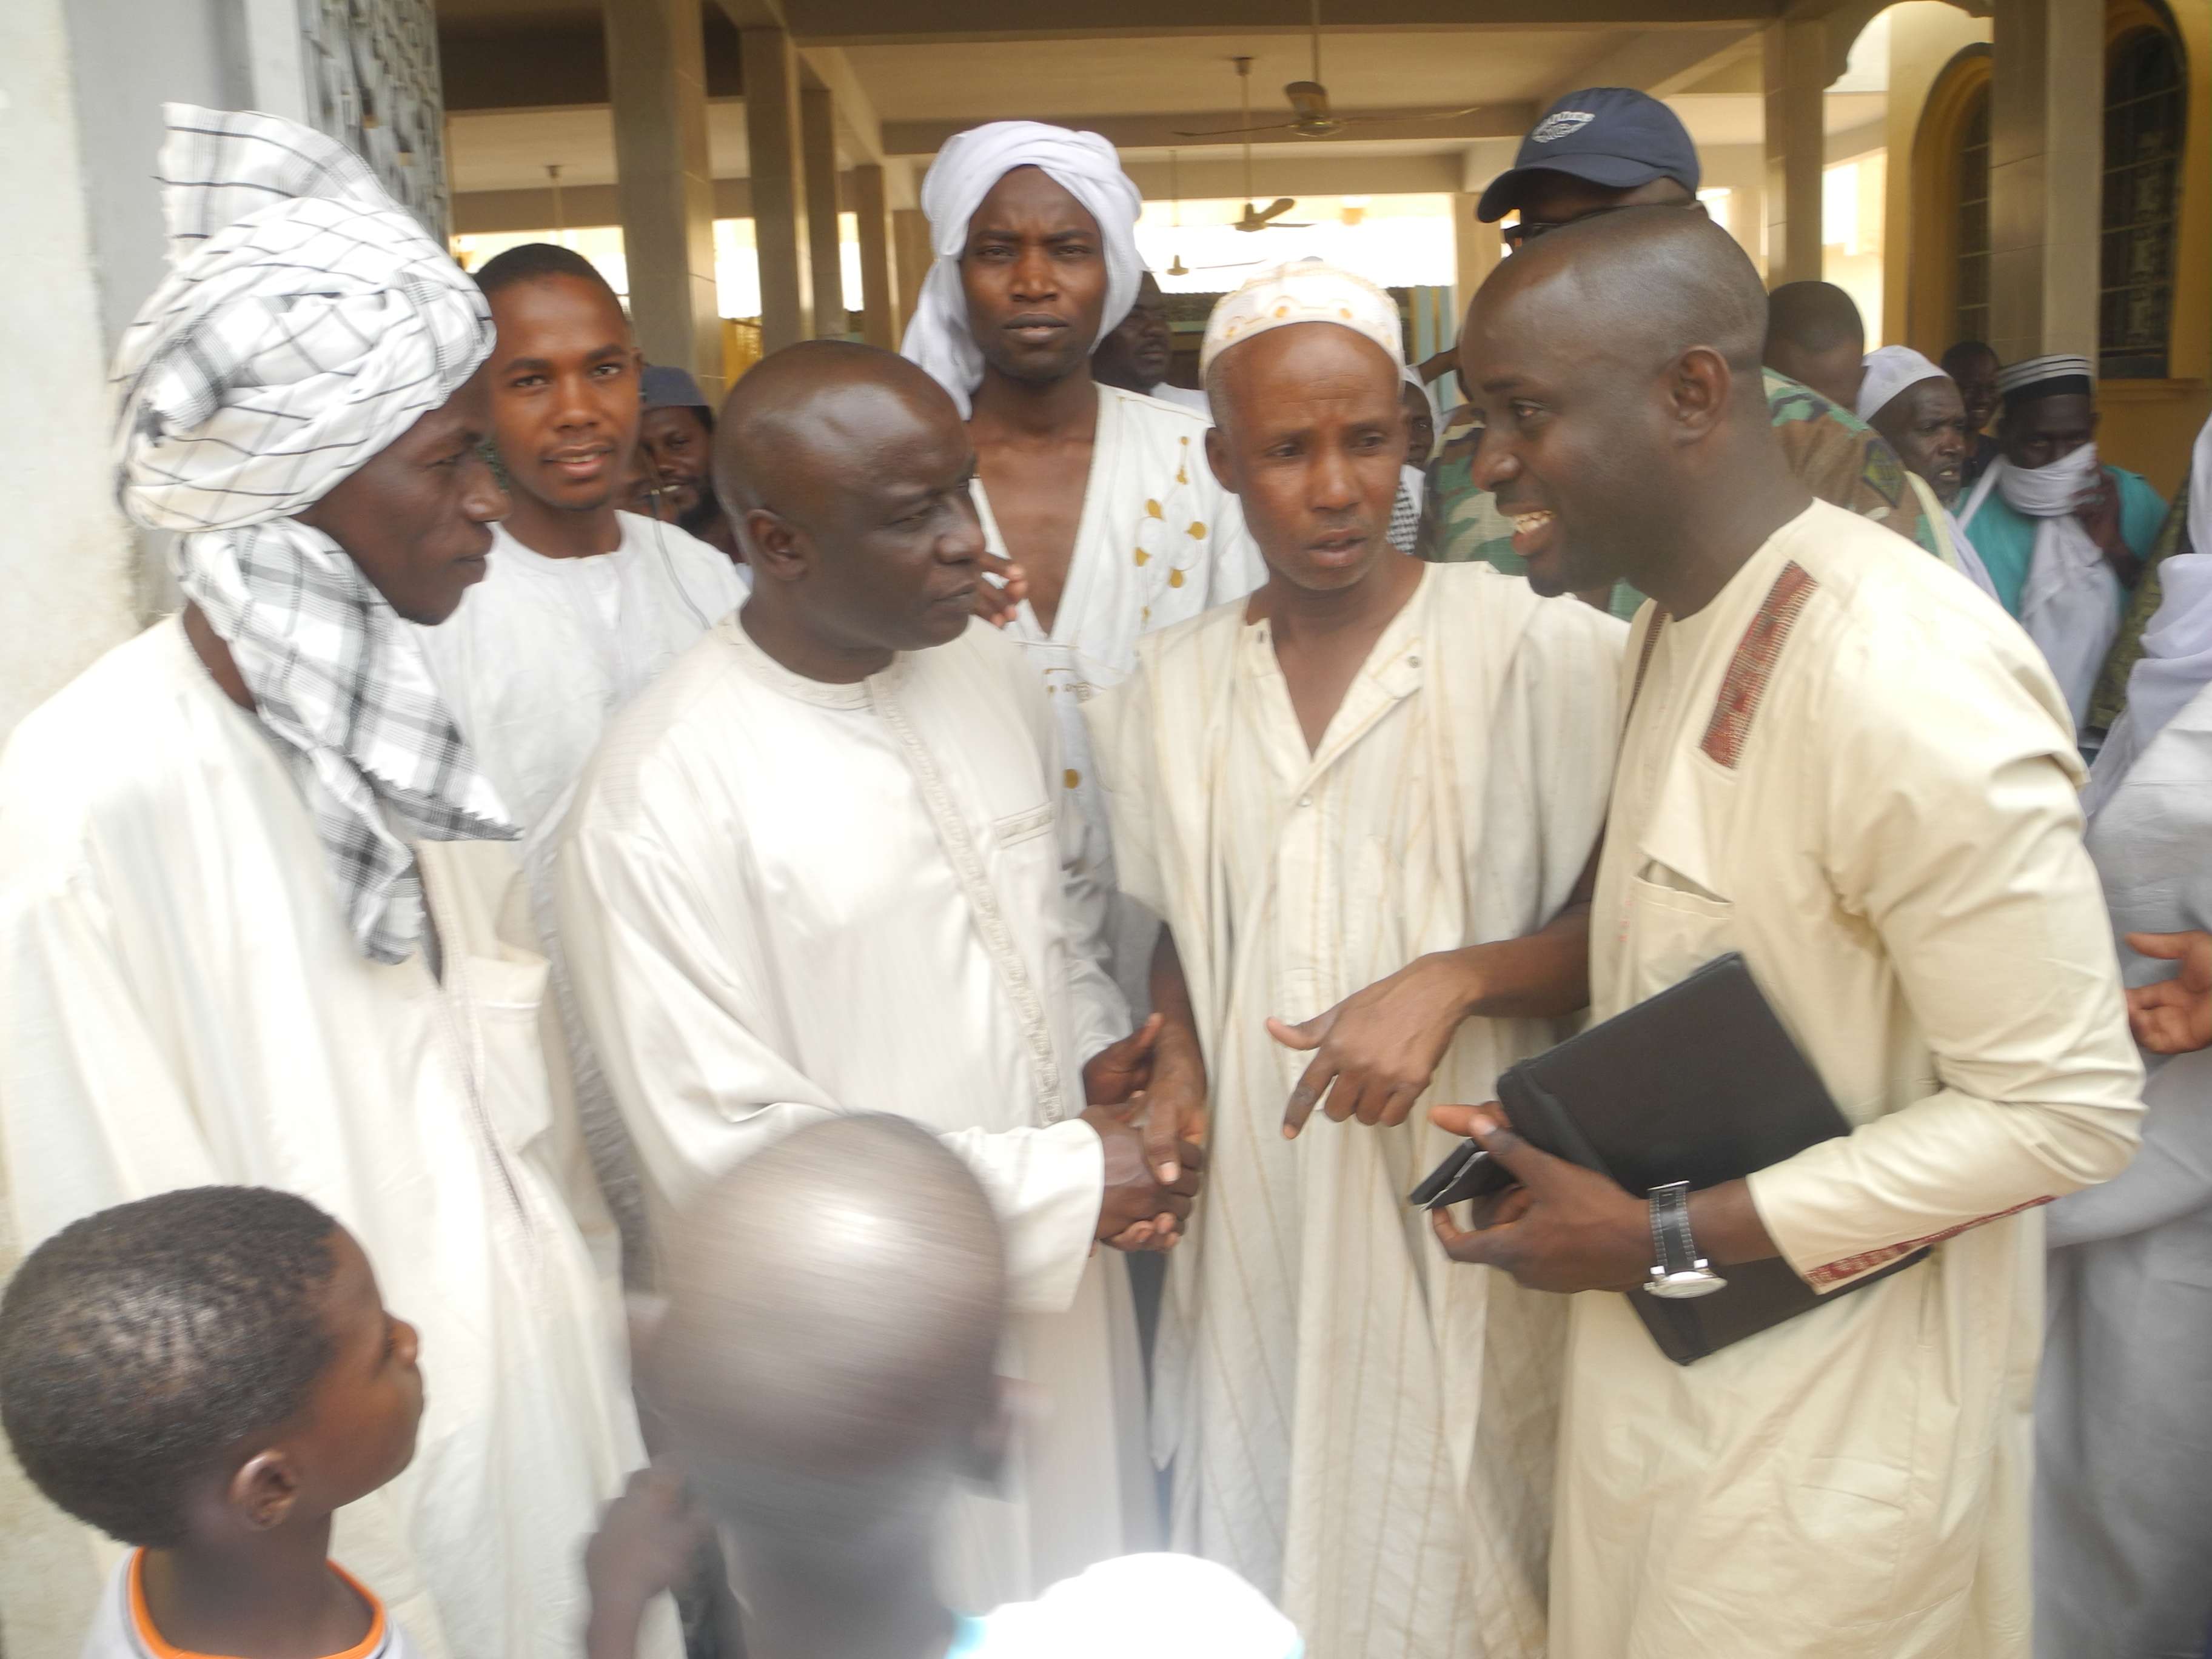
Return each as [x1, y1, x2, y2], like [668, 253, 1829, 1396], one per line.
[2125, 930, 2212, 1054]
[1272, 954, 1475, 1138]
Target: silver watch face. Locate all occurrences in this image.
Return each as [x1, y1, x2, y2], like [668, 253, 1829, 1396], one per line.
[1644, 1269, 1729, 1300]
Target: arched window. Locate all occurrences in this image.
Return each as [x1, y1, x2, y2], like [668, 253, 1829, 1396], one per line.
[1908, 44, 1992, 357]
[1954, 81, 1992, 347]
[2102, 19, 2186, 377]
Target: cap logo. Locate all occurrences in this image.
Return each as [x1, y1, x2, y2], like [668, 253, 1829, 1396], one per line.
[1530, 110, 1595, 144]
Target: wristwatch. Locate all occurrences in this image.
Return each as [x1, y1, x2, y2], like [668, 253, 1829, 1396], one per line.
[1644, 1180, 1728, 1299]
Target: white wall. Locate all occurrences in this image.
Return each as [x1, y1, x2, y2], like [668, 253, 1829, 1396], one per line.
[0, 0, 138, 1638]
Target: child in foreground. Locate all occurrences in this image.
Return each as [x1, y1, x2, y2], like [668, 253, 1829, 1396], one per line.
[583, 1113, 1304, 1659]
[0, 1187, 426, 1659]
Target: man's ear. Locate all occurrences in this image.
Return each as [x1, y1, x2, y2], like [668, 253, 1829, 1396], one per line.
[742, 508, 807, 580]
[229, 1449, 303, 1531]
[1666, 345, 1732, 443]
[961, 1375, 1020, 1488]
[1204, 423, 1235, 494]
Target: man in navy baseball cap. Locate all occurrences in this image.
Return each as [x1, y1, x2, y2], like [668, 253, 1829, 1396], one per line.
[1476, 87, 1703, 239]
[1419, 84, 1944, 583]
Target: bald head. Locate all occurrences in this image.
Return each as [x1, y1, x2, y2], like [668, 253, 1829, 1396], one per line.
[1763, 281, 1865, 409]
[716, 340, 956, 518]
[717, 340, 985, 665]
[1481, 205, 1770, 386]
[1459, 207, 1800, 600]
[652, 1116, 1007, 1552]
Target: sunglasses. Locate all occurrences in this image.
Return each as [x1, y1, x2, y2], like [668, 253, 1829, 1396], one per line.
[1500, 198, 1701, 251]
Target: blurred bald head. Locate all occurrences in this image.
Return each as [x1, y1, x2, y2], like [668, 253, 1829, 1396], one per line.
[651, 1116, 1007, 1555]
[1458, 206, 1790, 597]
[718, 341, 987, 662]
[1763, 280, 1865, 410]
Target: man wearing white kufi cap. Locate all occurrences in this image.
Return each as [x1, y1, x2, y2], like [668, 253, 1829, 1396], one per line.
[901, 120, 1263, 1012]
[0, 107, 669, 1659]
[1957, 354, 2166, 723]
[1855, 346, 2002, 605]
[1088, 261, 1624, 1658]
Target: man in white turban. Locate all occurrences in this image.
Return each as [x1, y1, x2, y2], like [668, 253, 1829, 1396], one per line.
[1959, 354, 2167, 723]
[0, 106, 668, 1659]
[1855, 345, 2000, 603]
[900, 119, 1263, 1013]
[1087, 261, 1624, 1659]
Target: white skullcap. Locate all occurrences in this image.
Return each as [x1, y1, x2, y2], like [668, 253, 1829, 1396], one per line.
[1199, 261, 1405, 381]
[1854, 346, 1949, 423]
[983, 1554, 1304, 1659]
[1997, 353, 2095, 403]
[899, 120, 1144, 418]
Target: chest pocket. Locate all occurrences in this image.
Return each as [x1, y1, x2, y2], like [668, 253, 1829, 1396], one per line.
[1618, 562, 1820, 1004]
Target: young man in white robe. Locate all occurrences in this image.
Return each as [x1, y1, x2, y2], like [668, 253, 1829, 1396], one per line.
[1085, 265, 1623, 1659]
[412, 242, 748, 1274]
[555, 340, 1202, 1612]
[1432, 206, 2143, 1658]
[900, 121, 1264, 1006]
[0, 107, 667, 1659]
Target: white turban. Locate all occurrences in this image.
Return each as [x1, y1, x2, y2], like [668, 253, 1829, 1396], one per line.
[1854, 345, 1948, 423]
[899, 121, 1145, 417]
[110, 105, 512, 965]
[1199, 260, 1406, 381]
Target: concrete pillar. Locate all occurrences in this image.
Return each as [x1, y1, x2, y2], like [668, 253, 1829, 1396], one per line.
[605, 0, 722, 395]
[1988, 0, 2104, 363]
[800, 85, 845, 338]
[851, 163, 899, 349]
[1762, 17, 1826, 287]
[893, 206, 934, 341]
[743, 25, 812, 351]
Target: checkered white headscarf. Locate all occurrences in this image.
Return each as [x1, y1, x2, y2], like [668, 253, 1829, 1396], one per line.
[112, 104, 514, 964]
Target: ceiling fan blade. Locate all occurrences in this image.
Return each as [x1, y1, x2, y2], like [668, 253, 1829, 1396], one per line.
[1258, 198, 1298, 222]
[1198, 258, 1266, 270]
[1171, 119, 1299, 138]
[1327, 106, 1486, 127]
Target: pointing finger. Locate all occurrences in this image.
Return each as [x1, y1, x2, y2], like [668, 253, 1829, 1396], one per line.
[1282, 1050, 1338, 1138]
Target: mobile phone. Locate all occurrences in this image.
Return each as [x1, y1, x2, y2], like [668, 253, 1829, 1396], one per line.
[1407, 1138, 1512, 1210]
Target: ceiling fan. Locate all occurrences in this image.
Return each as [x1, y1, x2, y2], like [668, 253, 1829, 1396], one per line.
[1175, 0, 1483, 141]
[1162, 150, 1264, 275]
[1207, 61, 1313, 233]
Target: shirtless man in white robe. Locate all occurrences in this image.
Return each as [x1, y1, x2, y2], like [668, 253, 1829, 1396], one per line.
[1432, 206, 2142, 1659]
[1088, 264, 1621, 1659]
[902, 121, 1263, 1006]
[557, 341, 1201, 1611]
[0, 106, 665, 1659]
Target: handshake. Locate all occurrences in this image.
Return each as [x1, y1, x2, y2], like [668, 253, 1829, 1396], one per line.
[1080, 1013, 1207, 1253]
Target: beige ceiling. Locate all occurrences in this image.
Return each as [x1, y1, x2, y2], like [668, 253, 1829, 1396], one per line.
[838, 28, 1634, 124]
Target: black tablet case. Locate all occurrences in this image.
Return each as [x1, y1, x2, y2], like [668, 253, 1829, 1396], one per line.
[1483, 952, 1925, 1364]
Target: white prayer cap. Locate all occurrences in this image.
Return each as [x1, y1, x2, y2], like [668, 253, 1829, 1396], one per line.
[1997, 353, 2096, 406]
[1854, 346, 1949, 423]
[1198, 261, 1406, 382]
[113, 104, 494, 533]
[899, 120, 1145, 417]
[985, 1554, 1305, 1659]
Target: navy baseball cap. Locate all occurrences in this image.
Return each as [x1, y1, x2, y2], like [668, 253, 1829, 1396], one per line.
[1476, 88, 1701, 223]
[640, 364, 711, 411]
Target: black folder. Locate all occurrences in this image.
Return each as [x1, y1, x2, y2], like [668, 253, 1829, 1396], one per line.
[1411, 952, 1926, 1365]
